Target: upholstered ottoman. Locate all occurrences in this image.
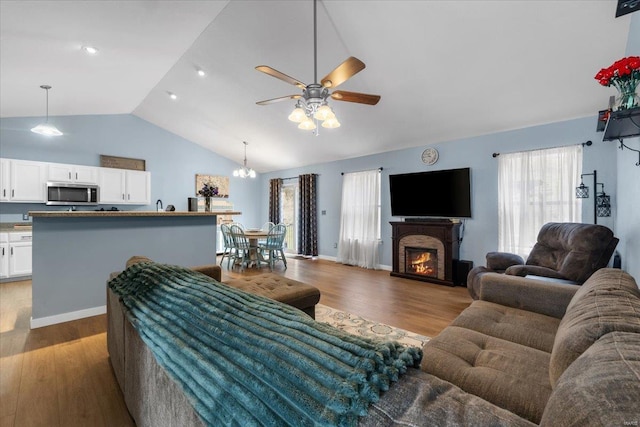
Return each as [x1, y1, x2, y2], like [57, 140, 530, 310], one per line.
[224, 274, 321, 319]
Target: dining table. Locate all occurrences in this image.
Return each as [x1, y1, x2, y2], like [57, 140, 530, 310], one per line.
[242, 229, 270, 267]
[243, 229, 270, 246]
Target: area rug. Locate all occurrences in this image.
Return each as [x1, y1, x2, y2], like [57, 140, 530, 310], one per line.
[315, 304, 430, 348]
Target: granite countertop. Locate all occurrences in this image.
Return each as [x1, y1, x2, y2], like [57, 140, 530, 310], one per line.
[0, 222, 33, 232]
[28, 210, 241, 218]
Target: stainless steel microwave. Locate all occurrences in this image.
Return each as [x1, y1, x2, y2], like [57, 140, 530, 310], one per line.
[46, 182, 99, 206]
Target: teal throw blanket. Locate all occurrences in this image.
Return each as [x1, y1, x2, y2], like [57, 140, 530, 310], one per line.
[109, 262, 422, 427]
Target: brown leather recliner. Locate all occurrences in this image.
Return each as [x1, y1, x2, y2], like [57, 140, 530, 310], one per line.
[467, 222, 619, 299]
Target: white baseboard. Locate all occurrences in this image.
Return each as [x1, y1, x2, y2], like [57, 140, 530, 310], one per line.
[316, 255, 391, 271]
[30, 305, 106, 329]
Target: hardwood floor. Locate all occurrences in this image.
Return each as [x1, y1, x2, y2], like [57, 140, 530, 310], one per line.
[0, 257, 472, 426]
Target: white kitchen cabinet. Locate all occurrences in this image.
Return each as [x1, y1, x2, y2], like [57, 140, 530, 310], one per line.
[9, 159, 47, 202]
[125, 170, 151, 204]
[48, 163, 98, 184]
[98, 167, 126, 203]
[0, 233, 8, 279]
[0, 232, 32, 278]
[0, 159, 9, 202]
[98, 168, 150, 205]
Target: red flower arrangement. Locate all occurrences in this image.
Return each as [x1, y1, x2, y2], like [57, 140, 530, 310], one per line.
[595, 56, 640, 110]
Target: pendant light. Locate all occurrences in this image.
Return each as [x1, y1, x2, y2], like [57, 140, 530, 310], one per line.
[31, 85, 63, 136]
[232, 141, 256, 178]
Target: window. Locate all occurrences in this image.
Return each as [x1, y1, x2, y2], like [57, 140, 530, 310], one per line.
[498, 145, 582, 259]
[336, 169, 381, 269]
[281, 180, 298, 253]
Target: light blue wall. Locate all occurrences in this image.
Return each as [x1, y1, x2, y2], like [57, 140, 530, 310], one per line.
[0, 114, 260, 227]
[260, 115, 619, 270]
[1, 93, 634, 278]
[1, 112, 627, 276]
[617, 12, 640, 281]
[31, 215, 217, 322]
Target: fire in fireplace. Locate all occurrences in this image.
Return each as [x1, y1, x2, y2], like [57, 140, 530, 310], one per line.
[405, 247, 438, 278]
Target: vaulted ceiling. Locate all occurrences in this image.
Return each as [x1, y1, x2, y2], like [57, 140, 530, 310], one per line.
[0, 1, 632, 172]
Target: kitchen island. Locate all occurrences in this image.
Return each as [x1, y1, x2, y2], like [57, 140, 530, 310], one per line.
[29, 210, 240, 328]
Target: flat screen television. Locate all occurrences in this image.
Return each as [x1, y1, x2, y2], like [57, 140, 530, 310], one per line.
[389, 167, 471, 218]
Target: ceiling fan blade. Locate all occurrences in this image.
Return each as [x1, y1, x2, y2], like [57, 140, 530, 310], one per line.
[256, 95, 301, 106]
[321, 57, 365, 88]
[331, 90, 381, 105]
[255, 66, 306, 89]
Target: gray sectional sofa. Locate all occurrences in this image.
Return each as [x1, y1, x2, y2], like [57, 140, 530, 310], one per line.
[107, 260, 640, 426]
[423, 267, 640, 425]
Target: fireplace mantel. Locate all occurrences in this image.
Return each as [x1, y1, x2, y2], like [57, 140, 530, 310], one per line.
[390, 220, 461, 286]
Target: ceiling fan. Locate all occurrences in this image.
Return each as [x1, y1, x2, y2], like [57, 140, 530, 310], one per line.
[255, 0, 380, 131]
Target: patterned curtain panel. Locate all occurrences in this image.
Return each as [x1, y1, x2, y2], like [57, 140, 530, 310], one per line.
[298, 174, 318, 257]
[269, 178, 282, 224]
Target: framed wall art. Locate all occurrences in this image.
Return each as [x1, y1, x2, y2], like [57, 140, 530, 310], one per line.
[195, 174, 229, 198]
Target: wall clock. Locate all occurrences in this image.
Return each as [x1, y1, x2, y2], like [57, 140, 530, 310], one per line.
[421, 147, 439, 165]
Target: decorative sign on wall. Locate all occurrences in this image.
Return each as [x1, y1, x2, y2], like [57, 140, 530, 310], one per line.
[100, 155, 146, 171]
[195, 174, 229, 198]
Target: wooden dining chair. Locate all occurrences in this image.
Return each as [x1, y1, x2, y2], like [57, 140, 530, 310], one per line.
[258, 221, 275, 245]
[261, 222, 275, 231]
[219, 223, 234, 268]
[258, 223, 287, 270]
[229, 224, 253, 269]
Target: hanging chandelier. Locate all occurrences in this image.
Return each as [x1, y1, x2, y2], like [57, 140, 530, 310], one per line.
[31, 85, 63, 136]
[233, 141, 256, 178]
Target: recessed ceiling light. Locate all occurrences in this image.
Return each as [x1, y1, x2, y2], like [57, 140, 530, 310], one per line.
[197, 69, 206, 77]
[167, 91, 177, 100]
[82, 46, 99, 55]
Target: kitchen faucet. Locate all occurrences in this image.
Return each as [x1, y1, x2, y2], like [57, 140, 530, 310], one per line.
[156, 199, 163, 212]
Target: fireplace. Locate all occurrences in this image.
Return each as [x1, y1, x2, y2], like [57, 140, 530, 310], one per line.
[391, 220, 461, 286]
[405, 247, 438, 278]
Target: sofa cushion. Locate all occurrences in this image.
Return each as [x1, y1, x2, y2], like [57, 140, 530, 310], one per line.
[478, 273, 578, 319]
[541, 331, 640, 427]
[421, 326, 552, 424]
[549, 268, 640, 387]
[450, 300, 561, 353]
[361, 369, 536, 427]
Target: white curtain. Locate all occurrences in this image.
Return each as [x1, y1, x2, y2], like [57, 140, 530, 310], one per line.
[337, 170, 381, 269]
[498, 145, 582, 259]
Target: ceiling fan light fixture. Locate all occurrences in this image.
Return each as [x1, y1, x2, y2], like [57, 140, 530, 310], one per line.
[314, 104, 334, 121]
[298, 117, 317, 130]
[254, 0, 380, 133]
[31, 85, 63, 136]
[288, 107, 306, 123]
[322, 117, 341, 129]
